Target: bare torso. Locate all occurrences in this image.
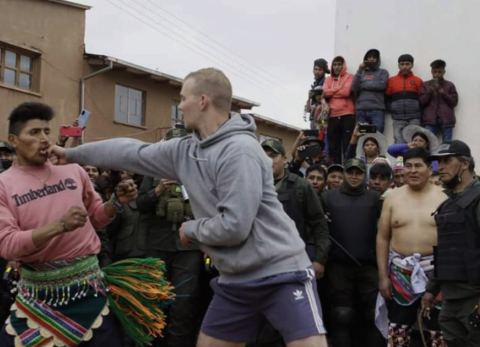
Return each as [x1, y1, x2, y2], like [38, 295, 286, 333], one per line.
[390, 183, 447, 256]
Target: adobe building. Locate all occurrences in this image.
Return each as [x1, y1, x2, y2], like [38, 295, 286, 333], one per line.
[0, 0, 88, 137]
[0, 0, 300, 153]
[82, 54, 260, 143]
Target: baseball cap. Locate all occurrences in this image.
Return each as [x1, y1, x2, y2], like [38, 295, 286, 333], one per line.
[261, 139, 285, 155]
[0, 141, 14, 153]
[327, 163, 344, 175]
[301, 137, 325, 149]
[429, 140, 471, 159]
[344, 158, 366, 173]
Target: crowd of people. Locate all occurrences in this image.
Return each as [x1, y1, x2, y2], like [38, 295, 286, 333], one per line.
[0, 63, 478, 347]
[305, 50, 458, 165]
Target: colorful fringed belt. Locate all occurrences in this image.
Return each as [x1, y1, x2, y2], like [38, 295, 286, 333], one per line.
[6, 256, 174, 347]
[18, 256, 105, 307]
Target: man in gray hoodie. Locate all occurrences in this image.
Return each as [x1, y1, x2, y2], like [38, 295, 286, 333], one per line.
[351, 49, 389, 133]
[51, 68, 327, 347]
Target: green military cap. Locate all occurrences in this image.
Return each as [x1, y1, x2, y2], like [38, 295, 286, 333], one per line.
[344, 158, 366, 172]
[261, 139, 285, 155]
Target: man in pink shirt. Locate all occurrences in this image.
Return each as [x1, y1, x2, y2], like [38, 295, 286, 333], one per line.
[0, 102, 142, 346]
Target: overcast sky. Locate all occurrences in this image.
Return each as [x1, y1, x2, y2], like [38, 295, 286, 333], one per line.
[79, 0, 336, 128]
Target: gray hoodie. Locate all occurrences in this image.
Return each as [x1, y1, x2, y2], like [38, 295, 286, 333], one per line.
[66, 114, 311, 283]
[351, 49, 389, 111]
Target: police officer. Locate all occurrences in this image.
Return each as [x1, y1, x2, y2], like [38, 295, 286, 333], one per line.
[423, 140, 480, 347]
[321, 158, 385, 347]
[136, 127, 203, 347]
[261, 139, 330, 276]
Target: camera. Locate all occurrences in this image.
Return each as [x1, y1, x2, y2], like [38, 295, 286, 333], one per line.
[299, 144, 323, 160]
[358, 123, 377, 134]
[309, 88, 323, 103]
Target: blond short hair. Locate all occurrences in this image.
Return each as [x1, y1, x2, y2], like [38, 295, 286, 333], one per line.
[185, 68, 233, 112]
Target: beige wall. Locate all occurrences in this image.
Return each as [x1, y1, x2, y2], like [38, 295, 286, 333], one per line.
[83, 68, 301, 149]
[0, 0, 86, 139]
[83, 67, 181, 143]
[83, 63, 257, 143]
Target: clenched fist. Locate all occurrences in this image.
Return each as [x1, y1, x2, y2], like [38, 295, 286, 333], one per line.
[60, 206, 88, 232]
[115, 179, 138, 204]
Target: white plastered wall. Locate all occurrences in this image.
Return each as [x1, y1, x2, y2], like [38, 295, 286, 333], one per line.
[335, 0, 480, 164]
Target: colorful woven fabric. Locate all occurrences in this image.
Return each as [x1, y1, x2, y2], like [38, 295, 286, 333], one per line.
[390, 262, 421, 305]
[389, 253, 433, 306]
[6, 256, 109, 347]
[6, 256, 174, 347]
[8, 290, 108, 347]
[18, 328, 52, 347]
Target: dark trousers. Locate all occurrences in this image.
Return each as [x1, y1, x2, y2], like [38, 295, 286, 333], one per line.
[149, 250, 203, 347]
[325, 262, 385, 347]
[0, 313, 124, 346]
[439, 295, 480, 347]
[387, 297, 442, 347]
[328, 115, 355, 164]
[0, 258, 8, 326]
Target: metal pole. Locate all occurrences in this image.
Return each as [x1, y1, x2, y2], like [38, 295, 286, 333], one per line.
[80, 60, 113, 111]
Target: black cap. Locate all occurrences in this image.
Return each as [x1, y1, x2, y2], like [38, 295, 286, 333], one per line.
[429, 140, 471, 159]
[314, 58, 330, 74]
[261, 139, 285, 155]
[344, 158, 366, 173]
[0, 141, 14, 153]
[398, 54, 414, 63]
[300, 137, 324, 149]
[327, 164, 344, 175]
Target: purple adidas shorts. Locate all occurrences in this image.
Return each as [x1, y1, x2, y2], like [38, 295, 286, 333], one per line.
[201, 268, 326, 343]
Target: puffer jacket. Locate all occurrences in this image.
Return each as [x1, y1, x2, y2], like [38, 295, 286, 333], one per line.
[323, 56, 355, 117]
[386, 72, 423, 121]
[419, 79, 458, 127]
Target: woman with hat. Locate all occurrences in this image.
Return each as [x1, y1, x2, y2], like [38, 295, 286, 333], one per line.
[387, 125, 440, 157]
[345, 124, 388, 168]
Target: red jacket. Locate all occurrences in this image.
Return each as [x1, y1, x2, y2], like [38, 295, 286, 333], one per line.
[323, 59, 355, 117]
[386, 72, 423, 120]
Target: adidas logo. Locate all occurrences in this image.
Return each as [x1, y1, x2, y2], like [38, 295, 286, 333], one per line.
[293, 289, 304, 301]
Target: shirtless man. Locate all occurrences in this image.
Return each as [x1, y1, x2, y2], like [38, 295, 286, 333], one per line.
[377, 147, 447, 346]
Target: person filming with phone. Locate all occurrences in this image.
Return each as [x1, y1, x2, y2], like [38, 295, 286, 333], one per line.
[344, 124, 388, 172]
[289, 130, 330, 177]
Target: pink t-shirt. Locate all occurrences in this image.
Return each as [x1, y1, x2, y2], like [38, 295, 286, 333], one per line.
[0, 162, 110, 263]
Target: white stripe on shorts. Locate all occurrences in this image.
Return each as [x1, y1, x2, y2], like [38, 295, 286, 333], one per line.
[304, 272, 324, 334]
